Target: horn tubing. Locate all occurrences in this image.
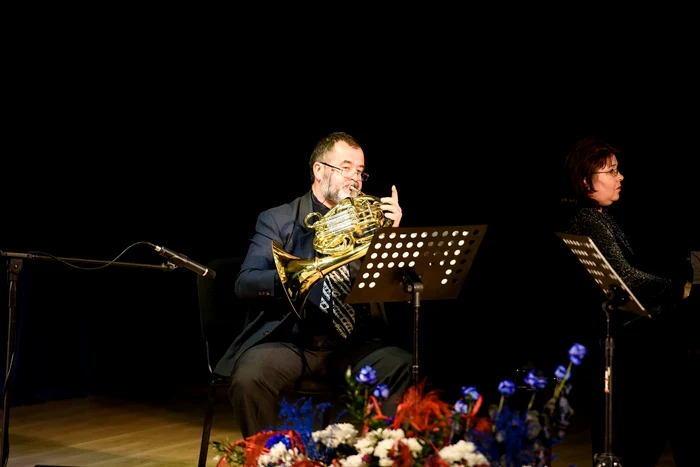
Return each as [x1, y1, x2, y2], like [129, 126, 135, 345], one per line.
[322, 209, 357, 226]
[273, 240, 372, 321]
[307, 195, 378, 228]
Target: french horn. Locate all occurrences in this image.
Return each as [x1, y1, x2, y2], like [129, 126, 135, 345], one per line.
[272, 190, 393, 320]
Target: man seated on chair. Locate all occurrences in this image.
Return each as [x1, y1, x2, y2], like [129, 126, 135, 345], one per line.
[214, 131, 413, 438]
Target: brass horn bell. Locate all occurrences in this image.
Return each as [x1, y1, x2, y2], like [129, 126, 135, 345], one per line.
[272, 193, 392, 320]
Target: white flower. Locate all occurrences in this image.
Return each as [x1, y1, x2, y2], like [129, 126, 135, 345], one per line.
[379, 428, 405, 440]
[374, 438, 398, 461]
[371, 429, 408, 466]
[256, 442, 301, 467]
[353, 428, 383, 455]
[438, 439, 490, 466]
[464, 451, 490, 466]
[312, 423, 359, 448]
[372, 434, 423, 466]
[401, 436, 424, 455]
[339, 453, 368, 467]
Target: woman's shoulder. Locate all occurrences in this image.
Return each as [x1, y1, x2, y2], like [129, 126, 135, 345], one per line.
[565, 207, 610, 236]
[566, 206, 600, 226]
[572, 207, 600, 219]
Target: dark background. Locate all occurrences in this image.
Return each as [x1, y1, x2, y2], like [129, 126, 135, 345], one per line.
[3, 31, 699, 409]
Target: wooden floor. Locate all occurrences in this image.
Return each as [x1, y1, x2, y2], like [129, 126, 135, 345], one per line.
[3, 387, 236, 467]
[2, 386, 676, 467]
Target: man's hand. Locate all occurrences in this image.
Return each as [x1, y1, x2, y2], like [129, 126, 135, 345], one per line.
[380, 185, 402, 228]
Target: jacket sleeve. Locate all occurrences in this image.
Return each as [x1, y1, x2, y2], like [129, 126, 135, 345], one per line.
[235, 209, 287, 301]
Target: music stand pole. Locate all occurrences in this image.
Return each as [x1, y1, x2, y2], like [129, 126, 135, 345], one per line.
[346, 225, 488, 390]
[595, 286, 627, 467]
[402, 270, 423, 388]
[556, 233, 649, 467]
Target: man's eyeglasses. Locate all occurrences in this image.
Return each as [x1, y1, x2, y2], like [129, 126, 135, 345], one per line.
[319, 161, 369, 181]
[593, 168, 621, 177]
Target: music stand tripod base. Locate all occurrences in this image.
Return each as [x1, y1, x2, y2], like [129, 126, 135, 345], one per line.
[594, 453, 623, 467]
[557, 232, 650, 467]
[346, 225, 488, 387]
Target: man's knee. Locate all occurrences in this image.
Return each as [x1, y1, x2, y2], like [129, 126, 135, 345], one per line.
[229, 364, 263, 395]
[229, 349, 303, 400]
[376, 346, 413, 370]
[357, 345, 412, 390]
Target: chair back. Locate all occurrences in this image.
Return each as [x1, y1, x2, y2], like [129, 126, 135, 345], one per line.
[196, 255, 335, 454]
[196, 256, 247, 376]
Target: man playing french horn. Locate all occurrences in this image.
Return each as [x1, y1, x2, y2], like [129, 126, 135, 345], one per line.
[214, 131, 413, 438]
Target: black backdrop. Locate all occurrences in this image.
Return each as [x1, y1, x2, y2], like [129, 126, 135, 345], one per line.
[3, 50, 699, 407]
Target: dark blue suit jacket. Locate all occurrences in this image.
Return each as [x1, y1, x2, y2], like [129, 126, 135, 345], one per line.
[213, 190, 389, 377]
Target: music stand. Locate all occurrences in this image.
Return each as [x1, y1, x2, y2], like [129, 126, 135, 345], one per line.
[347, 225, 488, 388]
[555, 232, 650, 467]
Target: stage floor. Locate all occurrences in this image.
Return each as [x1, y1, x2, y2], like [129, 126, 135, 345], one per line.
[2, 386, 675, 467]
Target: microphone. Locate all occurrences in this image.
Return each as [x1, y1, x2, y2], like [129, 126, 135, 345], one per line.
[152, 244, 216, 278]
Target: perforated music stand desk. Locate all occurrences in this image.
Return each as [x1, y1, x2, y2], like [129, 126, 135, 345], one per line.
[346, 225, 488, 387]
[556, 232, 649, 466]
[556, 232, 648, 318]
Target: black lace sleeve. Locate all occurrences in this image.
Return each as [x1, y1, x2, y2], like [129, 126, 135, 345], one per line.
[566, 208, 682, 309]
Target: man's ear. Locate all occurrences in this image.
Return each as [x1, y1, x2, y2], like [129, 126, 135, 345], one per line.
[313, 162, 323, 181]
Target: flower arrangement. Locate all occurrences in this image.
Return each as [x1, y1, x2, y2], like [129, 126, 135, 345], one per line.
[212, 343, 586, 467]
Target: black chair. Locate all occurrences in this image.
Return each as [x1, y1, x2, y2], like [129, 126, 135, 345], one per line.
[196, 256, 334, 467]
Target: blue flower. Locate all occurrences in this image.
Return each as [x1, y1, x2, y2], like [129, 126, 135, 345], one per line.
[264, 433, 291, 449]
[568, 343, 587, 366]
[373, 383, 389, 400]
[524, 370, 547, 390]
[454, 399, 470, 414]
[355, 365, 377, 385]
[555, 365, 570, 380]
[212, 343, 584, 467]
[498, 380, 516, 396]
[461, 386, 480, 401]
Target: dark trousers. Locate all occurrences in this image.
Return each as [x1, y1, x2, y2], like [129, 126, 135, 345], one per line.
[229, 340, 412, 438]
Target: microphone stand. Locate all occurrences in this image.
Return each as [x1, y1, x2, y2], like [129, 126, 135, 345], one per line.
[0, 250, 172, 467]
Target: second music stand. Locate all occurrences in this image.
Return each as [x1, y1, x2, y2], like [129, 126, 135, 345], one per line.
[556, 232, 650, 467]
[347, 225, 488, 388]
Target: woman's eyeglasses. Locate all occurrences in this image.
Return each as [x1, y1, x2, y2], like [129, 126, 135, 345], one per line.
[593, 168, 621, 177]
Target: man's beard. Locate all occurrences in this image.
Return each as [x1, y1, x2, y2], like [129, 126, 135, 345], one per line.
[322, 182, 359, 205]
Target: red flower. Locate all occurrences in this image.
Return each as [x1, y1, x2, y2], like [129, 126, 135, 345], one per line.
[390, 380, 453, 442]
[229, 429, 306, 467]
